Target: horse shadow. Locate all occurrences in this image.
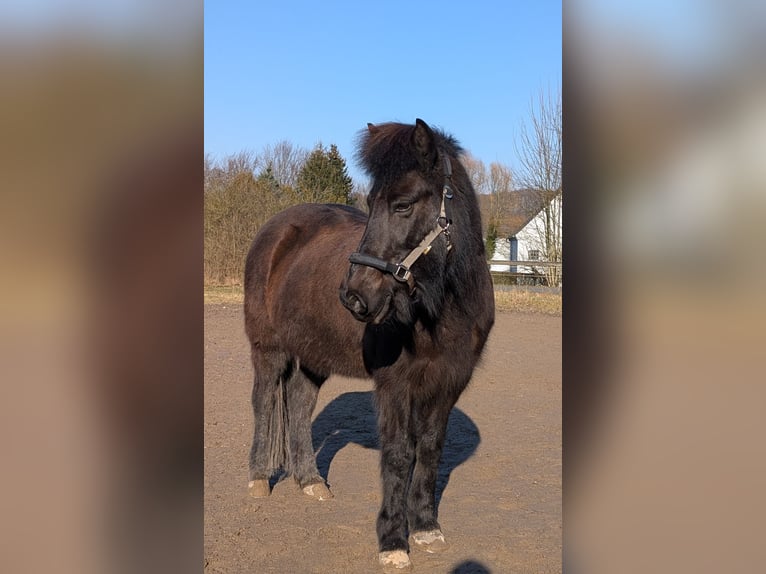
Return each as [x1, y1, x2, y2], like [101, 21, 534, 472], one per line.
[311, 390, 480, 509]
[449, 560, 492, 574]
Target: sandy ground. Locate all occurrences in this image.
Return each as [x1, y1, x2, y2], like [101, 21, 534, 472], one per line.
[204, 305, 561, 573]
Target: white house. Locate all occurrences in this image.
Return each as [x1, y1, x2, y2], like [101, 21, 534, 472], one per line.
[484, 188, 562, 284]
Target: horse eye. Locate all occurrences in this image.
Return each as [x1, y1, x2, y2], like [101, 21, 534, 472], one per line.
[393, 201, 413, 214]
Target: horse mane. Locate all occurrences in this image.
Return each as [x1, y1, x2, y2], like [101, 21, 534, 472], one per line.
[355, 122, 464, 180]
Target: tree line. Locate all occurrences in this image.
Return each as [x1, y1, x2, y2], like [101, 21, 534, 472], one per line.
[205, 91, 561, 286]
[204, 142, 366, 283]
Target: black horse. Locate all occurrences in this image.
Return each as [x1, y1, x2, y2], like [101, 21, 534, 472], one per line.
[244, 119, 495, 568]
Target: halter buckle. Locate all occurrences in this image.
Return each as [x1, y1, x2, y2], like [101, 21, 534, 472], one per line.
[392, 264, 411, 283]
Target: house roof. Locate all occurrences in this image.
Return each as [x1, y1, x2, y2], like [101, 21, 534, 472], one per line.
[478, 188, 555, 237]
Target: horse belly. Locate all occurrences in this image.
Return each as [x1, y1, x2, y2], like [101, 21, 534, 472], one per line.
[278, 314, 367, 379]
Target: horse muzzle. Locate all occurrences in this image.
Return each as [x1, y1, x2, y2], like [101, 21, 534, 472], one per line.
[339, 267, 393, 324]
[340, 288, 393, 324]
[339, 288, 368, 320]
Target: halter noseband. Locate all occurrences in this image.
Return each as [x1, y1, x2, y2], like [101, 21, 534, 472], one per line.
[348, 154, 455, 290]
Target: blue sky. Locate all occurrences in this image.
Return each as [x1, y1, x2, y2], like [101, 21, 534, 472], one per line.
[205, 0, 561, 183]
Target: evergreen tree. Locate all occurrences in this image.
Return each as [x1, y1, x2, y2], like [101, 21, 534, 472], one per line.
[256, 163, 280, 193]
[326, 144, 353, 203]
[485, 220, 499, 259]
[296, 143, 353, 204]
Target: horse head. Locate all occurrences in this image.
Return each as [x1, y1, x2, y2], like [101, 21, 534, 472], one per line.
[340, 119, 458, 325]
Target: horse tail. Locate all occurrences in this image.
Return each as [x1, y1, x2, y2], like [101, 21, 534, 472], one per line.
[266, 368, 291, 472]
[265, 376, 290, 471]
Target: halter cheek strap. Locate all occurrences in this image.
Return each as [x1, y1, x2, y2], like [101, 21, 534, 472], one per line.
[348, 155, 455, 290]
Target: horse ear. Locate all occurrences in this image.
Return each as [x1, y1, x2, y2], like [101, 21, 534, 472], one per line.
[412, 118, 437, 170]
[367, 122, 379, 134]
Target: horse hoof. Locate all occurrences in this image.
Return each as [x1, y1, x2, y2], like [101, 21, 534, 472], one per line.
[302, 481, 334, 500]
[409, 529, 448, 553]
[378, 550, 411, 569]
[248, 479, 271, 498]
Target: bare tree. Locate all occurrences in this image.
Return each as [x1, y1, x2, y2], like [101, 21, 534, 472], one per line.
[488, 162, 511, 195]
[204, 147, 306, 284]
[349, 179, 371, 213]
[259, 140, 309, 189]
[461, 153, 489, 195]
[224, 150, 258, 177]
[461, 153, 515, 256]
[516, 89, 562, 286]
[487, 161, 514, 223]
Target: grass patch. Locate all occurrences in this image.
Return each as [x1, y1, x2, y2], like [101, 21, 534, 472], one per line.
[203, 285, 561, 315]
[493, 290, 561, 315]
[204, 284, 244, 305]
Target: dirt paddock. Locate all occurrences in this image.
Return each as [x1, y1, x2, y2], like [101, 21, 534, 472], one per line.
[204, 305, 561, 573]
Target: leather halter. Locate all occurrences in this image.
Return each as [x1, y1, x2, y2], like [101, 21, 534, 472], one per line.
[348, 155, 455, 291]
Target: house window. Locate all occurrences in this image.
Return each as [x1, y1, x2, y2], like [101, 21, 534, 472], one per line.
[528, 249, 540, 261]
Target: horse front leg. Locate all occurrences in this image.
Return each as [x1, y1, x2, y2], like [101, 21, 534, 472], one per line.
[407, 398, 453, 553]
[375, 386, 415, 569]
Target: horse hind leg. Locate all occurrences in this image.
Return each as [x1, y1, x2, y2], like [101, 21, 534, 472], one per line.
[248, 347, 291, 498]
[285, 365, 333, 500]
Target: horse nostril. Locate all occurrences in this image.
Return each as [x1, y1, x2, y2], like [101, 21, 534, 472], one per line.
[350, 293, 368, 316]
[341, 290, 368, 317]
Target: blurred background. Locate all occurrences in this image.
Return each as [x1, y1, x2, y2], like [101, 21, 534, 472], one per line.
[566, 1, 766, 572]
[0, 1, 201, 573]
[1, 0, 764, 572]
